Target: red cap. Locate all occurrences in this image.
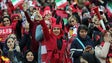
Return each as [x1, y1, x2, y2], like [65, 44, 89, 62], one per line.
[43, 6, 51, 17]
[52, 22, 62, 29]
[52, 19, 62, 28]
[11, 14, 19, 20]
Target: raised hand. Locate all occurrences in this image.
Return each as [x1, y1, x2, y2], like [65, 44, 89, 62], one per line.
[34, 10, 43, 21]
[22, 2, 28, 11]
[104, 32, 111, 43]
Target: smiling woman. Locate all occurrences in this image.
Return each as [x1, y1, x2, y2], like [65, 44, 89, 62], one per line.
[3, 37, 22, 63]
[2, 16, 11, 26]
[23, 49, 37, 63]
[52, 26, 61, 36]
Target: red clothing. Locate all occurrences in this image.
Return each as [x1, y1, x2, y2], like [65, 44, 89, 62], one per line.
[6, 1, 14, 16]
[70, 4, 82, 13]
[0, 19, 18, 42]
[56, 10, 68, 18]
[40, 20, 71, 63]
[25, 12, 39, 52]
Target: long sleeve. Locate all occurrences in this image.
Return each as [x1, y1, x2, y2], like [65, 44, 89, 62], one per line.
[24, 11, 33, 24]
[35, 25, 43, 41]
[8, 50, 16, 63]
[70, 39, 83, 58]
[95, 42, 110, 58]
[40, 20, 50, 40]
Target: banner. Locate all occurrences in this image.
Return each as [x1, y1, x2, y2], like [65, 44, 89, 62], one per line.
[11, 0, 24, 8]
[0, 26, 12, 42]
[55, 0, 68, 9]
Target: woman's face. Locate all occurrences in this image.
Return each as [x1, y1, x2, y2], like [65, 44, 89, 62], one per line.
[7, 38, 15, 49]
[92, 15, 99, 24]
[26, 51, 34, 62]
[80, 57, 88, 63]
[69, 18, 77, 26]
[79, 29, 88, 38]
[53, 27, 61, 36]
[44, 13, 52, 20]
[13, 16, 19, 21]
[3, 18, 11, 26]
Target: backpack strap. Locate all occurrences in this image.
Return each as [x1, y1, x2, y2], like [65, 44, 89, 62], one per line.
[76, 38, 85, 49]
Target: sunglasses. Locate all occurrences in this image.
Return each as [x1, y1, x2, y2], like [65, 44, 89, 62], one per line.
[70, 20, 74, 23]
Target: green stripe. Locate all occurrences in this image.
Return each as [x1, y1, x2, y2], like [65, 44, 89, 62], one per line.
[55, 0, 60, 3]
[108, 2, 112, 8]
[11, 0, 17, 3]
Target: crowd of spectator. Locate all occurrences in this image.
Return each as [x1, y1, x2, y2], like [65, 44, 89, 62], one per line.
[0, 0, 112, 63]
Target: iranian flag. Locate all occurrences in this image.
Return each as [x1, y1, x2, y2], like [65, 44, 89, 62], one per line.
[11, 0, 24, 8]
[55, 0, 68, 9]
[106, 2, 112, 18]
[107, 2, 112, 13]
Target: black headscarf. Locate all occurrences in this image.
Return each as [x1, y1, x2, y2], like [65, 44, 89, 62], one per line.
[23, 50, 37, 63]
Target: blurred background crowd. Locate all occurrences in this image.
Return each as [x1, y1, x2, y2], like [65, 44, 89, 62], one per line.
[0, 0, 112, 63]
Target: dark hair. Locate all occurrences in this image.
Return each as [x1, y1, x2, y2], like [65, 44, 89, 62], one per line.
[5, 37, 15, 50]
[2, 16, 11, 26]
[72, 12, 81, 23]
[77, 24, 88, 33]
[81, 52, 101, 63]
[3, 37, 15, 57]
[24, 49, 37, 63]
[109, 23, 112, 28]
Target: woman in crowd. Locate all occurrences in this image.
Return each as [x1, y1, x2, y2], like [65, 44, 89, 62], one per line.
[4, 37, 22, 63]
[35, 15, 71, 63]
[68, 15, 79, 39]
[70, 24, 95, 63]
[95, 24, 112, 63]
[23, 49, 37, 63]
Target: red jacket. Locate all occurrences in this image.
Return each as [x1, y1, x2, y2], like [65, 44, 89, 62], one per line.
[40, 20, 71, 63]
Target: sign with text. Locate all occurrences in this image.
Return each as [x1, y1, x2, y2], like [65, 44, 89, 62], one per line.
[0, 26, 13, 42]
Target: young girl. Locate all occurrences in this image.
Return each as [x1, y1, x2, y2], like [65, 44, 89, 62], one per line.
[35, 18, 70, 63]
[23, 50, 37, 63]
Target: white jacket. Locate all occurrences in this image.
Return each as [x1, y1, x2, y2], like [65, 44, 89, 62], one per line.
[95, 42, 110, 63]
